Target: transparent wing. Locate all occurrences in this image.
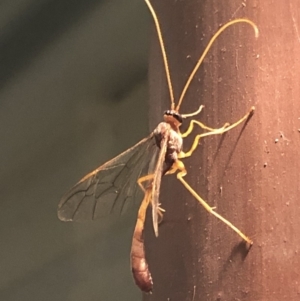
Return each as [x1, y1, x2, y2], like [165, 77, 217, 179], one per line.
[151, 135, 168, 237]
[58, 133, 157, 221]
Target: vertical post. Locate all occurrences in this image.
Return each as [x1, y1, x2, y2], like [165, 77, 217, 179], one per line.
[145, 0, 300, 300]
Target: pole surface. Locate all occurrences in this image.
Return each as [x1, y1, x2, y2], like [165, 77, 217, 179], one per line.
[145, 0, 300, 300]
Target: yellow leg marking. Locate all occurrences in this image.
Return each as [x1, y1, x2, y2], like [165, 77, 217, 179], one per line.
[181, 119, 229, 138]
[138, 167, 177, 209]
[165, 166, 178, 175]
[180, 107, 255, 159]
[136, 187, 152, 226]
[137, 171, 170, 208]
[150, 167, 178, 225]
[137, 172, 169, 228]
[137, 165, 178, 191]
[137, 173, 155, 192]
[137, 173, 168, 228]
[174, 160, 252, 244]
[179, 130, 227, 159]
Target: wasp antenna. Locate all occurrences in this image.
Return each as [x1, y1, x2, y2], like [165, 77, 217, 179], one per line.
[182, 105, 204, 118]
[145, 0, 175, 110]
[175, 18, 259, 111]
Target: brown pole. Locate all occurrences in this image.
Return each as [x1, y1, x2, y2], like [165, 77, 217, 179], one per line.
[145, 0, 300, 300]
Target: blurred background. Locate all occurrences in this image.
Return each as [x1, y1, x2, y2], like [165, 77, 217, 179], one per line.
[0, 0, 151, 300]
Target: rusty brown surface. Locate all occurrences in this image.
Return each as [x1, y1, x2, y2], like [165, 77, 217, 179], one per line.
[144, 0, 300, 300]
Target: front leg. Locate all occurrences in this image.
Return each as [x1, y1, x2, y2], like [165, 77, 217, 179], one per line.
[181, 118, 229, 138]
[180, 107, 255, 158]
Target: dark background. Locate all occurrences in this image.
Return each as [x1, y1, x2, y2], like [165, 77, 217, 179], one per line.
[0, 0, 150, 300]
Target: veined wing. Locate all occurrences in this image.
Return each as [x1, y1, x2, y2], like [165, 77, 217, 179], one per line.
[151, 134, 168, 237]
[58, 133, 157, 221]
[130, 131, 168, 292]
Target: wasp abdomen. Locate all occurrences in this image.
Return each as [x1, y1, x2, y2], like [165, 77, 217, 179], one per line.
[131, 215, 153, 293]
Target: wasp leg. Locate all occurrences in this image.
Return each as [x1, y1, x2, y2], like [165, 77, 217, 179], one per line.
[174, 159, 252, 245]
[138, 174, 165, 213]
[137, 166, 179, 221]
[154, 166, 179, 224]
[138, 159, 180, 193]
[181, 119, 229, 138]
[180, 107, 255, 158]
[137, 174, 155, 192]
[137, 174, 168, 228]
[157, 206, 165, 224]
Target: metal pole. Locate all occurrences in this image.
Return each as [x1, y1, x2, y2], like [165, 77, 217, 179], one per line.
[145, 0, 300, 300]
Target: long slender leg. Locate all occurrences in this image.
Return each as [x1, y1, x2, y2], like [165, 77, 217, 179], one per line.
[138, 173, 164, 218]
[179, 129, 230, 159]
[181, 119, 229, 138]
[137, 162, 179, 193]
[131, 188, 153, 293]
[173, 160, 252, 244]
[137, 173, 155, 192]
[180, 107, 254, 158]
[137, 169, 176, 223]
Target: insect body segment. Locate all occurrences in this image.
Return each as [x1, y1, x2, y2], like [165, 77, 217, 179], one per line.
[131, 187, 153, 293]
[152, 118, 183, 234]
